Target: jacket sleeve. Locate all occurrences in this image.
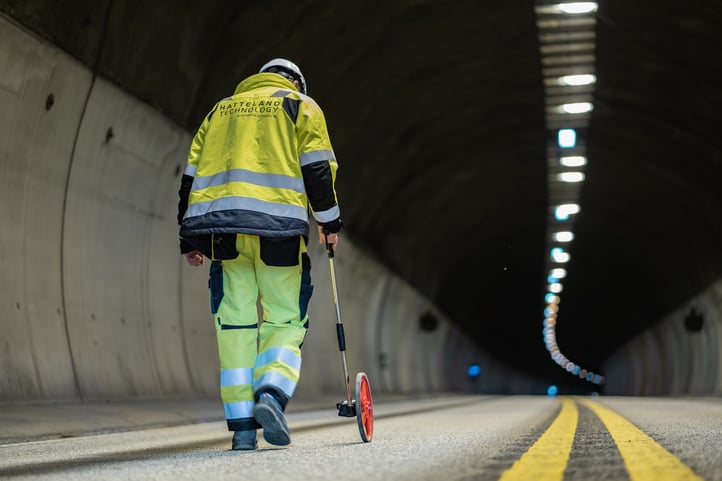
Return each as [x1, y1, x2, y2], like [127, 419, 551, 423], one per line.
[296, 99, 343, 233]
[178, 108, 213, 253]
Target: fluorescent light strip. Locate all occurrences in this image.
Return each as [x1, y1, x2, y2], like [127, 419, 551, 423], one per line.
[560, 155, 587, 167]
[559, 74, 596, 86]
[559, 102, 593, 114]
[558, 172, 585, 182]
[557, 2, 598, 14]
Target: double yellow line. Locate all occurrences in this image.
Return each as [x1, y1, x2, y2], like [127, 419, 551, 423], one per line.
[498, 396, 704, 481]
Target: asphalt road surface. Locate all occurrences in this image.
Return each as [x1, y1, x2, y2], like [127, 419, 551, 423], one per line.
[1, 395, 720, 481]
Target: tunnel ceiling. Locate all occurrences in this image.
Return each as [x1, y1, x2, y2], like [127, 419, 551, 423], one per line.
[3, 0, 721, 390]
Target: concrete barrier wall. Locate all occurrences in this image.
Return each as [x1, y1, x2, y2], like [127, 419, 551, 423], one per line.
[62, 76, 194, 401]
[1, 16, 540, 405]
[603, 278, 722, 395]
[0, 17, 90, 402]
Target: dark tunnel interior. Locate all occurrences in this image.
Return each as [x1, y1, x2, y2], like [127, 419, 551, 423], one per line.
[2, 0, 721, 391]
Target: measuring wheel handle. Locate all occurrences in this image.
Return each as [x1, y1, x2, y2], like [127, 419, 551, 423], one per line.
[323, 228, 374, 442]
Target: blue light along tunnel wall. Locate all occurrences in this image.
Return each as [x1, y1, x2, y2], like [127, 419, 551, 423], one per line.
[0, 16, 542, 406]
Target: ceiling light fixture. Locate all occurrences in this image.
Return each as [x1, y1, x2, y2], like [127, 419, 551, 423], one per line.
[553, 231, 574, 242]
[556, 2, 598, 14]
[554, 203, 580, 220]
[550, 247, 571, 263]
[559, 102, 593, 114]
[551, 268, 567, 278]
[558, 172, 586, 182]
[560, 155, 587, 167]
[557, 128, 576, 148]
[559, 74, 596, 85]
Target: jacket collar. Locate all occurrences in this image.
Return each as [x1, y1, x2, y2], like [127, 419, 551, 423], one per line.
[234, 72, 298, 95]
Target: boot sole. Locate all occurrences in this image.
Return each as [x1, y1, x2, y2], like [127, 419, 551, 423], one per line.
[232, 441, 257, 451]
[254, 403, 291, 446]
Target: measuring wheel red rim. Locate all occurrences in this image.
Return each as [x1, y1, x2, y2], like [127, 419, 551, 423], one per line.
[355, 372, 374, 442]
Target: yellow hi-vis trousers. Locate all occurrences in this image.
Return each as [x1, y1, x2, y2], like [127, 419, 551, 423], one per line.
[209, 234, 312, 432]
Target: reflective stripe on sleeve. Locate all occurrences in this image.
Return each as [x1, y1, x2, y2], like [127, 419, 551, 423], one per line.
[313, 205, 341, 224]
[184, 164, 197, 176]
[299, 149, 335, 167]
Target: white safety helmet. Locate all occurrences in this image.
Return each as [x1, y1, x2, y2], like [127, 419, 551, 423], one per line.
[259, 58, 307, 95]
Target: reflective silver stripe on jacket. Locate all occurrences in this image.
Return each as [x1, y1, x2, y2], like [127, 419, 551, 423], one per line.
[299, 149, 335, 166]
[185, 196, 309, 222]
[313, 205, 341, 223]
[191, 169, 306, 193]
[184, 164, 197, 176]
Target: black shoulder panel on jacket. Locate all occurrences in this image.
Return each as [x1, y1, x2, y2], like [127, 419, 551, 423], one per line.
[302, 162, 336, 212]
[178, 174, 194, 224]
[283, 97, 300, 124]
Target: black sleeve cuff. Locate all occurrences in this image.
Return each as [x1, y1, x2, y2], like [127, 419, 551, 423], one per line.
[180, 237, 195, 254]
[320, 218, 343, 234]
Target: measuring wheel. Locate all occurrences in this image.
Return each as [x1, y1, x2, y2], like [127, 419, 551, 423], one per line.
[355, 372, 374, 442]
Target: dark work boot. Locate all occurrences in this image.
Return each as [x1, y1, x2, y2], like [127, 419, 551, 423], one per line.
[253, 392, 290, 446]
[232, 429, 257, 450]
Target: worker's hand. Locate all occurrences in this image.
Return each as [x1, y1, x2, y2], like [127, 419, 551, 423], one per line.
[318, 225, 339, 251]
[184, 250, 204, 266]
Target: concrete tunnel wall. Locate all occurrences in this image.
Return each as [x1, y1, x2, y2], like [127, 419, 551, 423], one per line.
[0, 16, 545, 406]
[603, 278, 722, 396]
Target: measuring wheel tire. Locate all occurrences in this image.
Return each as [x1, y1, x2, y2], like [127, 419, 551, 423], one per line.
[355, 372, 374, 442]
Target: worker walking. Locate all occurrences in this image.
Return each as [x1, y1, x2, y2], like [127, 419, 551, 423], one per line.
[177, 58, 343, 450]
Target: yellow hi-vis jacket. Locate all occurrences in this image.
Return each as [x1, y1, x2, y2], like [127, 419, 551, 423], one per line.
[178, 72, 341, 248]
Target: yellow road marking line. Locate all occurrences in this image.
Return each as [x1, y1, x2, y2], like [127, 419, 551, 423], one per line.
[578, 398, 704, 481]
[499, 396, 578, 481]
